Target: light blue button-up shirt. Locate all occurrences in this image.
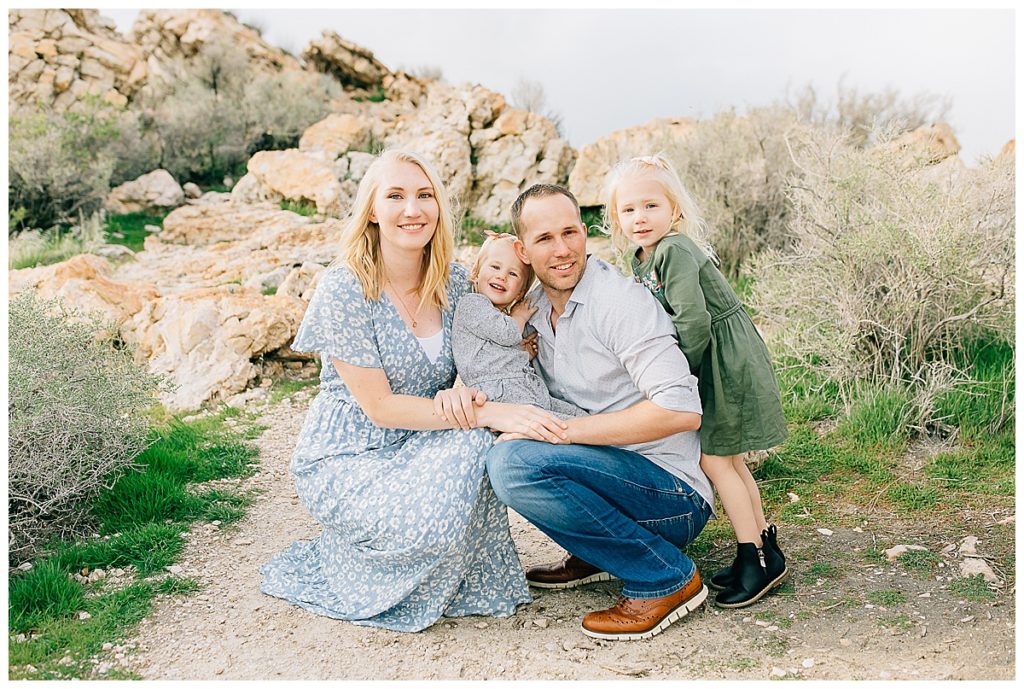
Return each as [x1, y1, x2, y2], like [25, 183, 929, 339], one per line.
[527, 256, 714, 510]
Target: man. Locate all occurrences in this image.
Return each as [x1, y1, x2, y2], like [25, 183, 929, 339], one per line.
[485, 184, 716, 641]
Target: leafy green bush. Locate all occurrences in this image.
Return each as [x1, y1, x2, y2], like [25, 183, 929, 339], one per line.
[748, 127, 1014, 432]
[8, 292, 162, 561]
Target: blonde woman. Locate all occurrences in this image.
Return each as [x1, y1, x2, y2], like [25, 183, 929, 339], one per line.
[260, 150, 567, 631]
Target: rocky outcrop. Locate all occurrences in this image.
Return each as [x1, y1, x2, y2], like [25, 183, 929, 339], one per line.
[129, 9, 302, 86]
[8, 254, 158, 327]
[299, 113, 374, 158]
[125, 287, 306, 411]
[568, 117, 697, 206]
[882, 122, 961, 165]
[302, 30, 391, 90]
[105, 169, 185, 214]
[9, 9, 146, 110]
[234, 151, 344, 217]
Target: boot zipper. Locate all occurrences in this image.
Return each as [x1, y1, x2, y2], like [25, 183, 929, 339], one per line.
[757, 548, 766, 569]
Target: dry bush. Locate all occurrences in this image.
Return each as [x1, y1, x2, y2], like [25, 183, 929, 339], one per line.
[664, 105, 809, 279]
[8, 292, 162, 560]
[140, 40, 339, 184]
[9, 100, 117, 232]
[748, 126, 1014, 421]
[9, 212, 107, 270]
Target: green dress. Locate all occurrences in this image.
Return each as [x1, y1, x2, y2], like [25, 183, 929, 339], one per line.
[631, 233, 787, 456]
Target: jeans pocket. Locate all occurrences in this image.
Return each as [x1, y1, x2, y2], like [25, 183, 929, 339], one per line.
[637, 511, 695, 547]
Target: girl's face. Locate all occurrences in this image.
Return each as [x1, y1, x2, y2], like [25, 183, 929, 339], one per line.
[474, 241, 529, 308]
[614, 176, 678, 256]
[369, 160, 439, 256]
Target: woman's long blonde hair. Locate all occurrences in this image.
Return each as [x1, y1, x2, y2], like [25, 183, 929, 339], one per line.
[336, 149, 457, 310]
[601, 153, 716, 261]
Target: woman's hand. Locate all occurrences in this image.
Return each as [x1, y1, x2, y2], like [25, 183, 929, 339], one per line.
[433, 387, 487, 430]
[478, 402, 569, 444]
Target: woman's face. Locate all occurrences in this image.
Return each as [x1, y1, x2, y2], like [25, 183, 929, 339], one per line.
[369, 160, 440, 257]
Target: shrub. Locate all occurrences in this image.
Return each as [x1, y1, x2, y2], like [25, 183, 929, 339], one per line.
[8, 292, 162, 561]
[665, 105, 807, 279]
[139, 39, 339, 185]
[9, 100, 117, 232]
[748, 127, 1014, 431]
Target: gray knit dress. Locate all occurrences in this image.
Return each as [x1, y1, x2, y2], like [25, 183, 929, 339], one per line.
[452, 293, 585, 419]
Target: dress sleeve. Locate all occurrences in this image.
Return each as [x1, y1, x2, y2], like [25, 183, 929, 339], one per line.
[291, 267, 382, 368]
[656, 243, 712, 374]
[453, 293, 523, 347]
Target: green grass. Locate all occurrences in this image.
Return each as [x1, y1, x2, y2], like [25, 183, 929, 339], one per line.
[459, 215, 512, 246]
[105, 212, 167, 252]
[802, 561, 839, 585]
[876, 613, 913, 630]
[268, 377, 320, 405]
[947, 575, 996, 601]
[866, 590, 907, 607]
[896, 549, 942, 575]
[280, 199, 317, 217]
[8, 408, 259, 679]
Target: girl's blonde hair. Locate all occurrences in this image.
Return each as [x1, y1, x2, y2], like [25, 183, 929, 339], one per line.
[469, 232, 535, 309]
[336, 149, 456, 311]
[601, 153, 716, 261]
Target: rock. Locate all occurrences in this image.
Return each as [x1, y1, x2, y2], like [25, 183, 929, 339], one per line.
[246, 150, 344, 216]
[533, 618, 550, 629]
[165, 565, 183, 575]
[78, 611, 92, 620]
[102, 642, 114, 651]
[183, 182, 202, 199]
[302, 30, 392, 90]
[8, 254, 159, 328]
[93, 244, 136, 261]
[568, 117, 697, 206]
[299, 113, 373, 159]
[17, 562, 33, 572]
[958, 536, 980, 557]
[278, 262, 326, 300]
[881, 122, 960, 165]
[770, 667, 787, 677]
[884, 544, 929, 561]
[106, 169, 185, 214]
[960, 557, 1000, 584]
[816, 528, 834, 536]
[802, 658, 815, 669]
[232, 538, 254, 546]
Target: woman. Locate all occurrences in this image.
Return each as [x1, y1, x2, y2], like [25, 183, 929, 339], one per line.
[259, 150, 567, 632]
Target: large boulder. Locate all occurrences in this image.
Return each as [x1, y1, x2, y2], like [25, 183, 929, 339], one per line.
[240, 150, 345, 216]
[880, 122, 961, 166]
[299, 113, 374, 159]
[568, 117, 697, 207]
[125, 287, 307, 410]
[105, 169, 185, 214]
[9, 9, 146, 111]
[158, 201, 315, 246]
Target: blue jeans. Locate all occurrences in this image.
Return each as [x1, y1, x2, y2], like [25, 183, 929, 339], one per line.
[486, 440, 712, 599]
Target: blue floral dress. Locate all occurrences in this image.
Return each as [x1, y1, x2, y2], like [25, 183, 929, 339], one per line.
[259, 262, 531, 632]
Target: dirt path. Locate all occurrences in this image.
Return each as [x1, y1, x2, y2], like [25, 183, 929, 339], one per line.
[123, 395, 1015, 680]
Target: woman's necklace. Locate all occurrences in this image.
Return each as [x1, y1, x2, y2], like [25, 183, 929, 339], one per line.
[388, 279, 422, 328]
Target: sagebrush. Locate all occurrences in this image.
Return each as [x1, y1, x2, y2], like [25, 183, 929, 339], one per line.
[748, 126, 1014, 430]
[8, 292, 162, 561]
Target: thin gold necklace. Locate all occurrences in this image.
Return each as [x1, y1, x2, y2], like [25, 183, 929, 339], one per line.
[388, 279, 422, 328]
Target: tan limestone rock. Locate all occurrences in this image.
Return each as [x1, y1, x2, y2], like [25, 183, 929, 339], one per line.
[302, 30, 391, 90]
[299, 113, 373, 159]
[247, 150, 344, 217]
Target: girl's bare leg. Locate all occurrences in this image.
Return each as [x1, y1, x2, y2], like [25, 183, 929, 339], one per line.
[732, 454, 769, 533]
[700, 453, 762, 545]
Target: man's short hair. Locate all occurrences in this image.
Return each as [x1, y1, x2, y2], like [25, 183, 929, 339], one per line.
[510, 184, 581, 239]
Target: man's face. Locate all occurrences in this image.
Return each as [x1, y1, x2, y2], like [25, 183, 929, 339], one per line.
[514, 194, 587, 295]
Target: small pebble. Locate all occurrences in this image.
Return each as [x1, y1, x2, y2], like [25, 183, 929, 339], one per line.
[802, 658, 815, 668]
[770, 667, 787, 677]
[533, 618, 550, 629]
[17, 562, 33, 571]
[816, 528, 834, 536]
[839, 639, 852, 647]
[102, 642, 113, 651]
[78, 611, 91, 620]
[474, 622, 489, 629]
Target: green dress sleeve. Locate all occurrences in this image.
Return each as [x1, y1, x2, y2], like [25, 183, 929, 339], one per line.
[655, 242, 712, 374]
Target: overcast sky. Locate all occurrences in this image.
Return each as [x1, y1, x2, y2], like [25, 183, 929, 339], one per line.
[99, 8, 1014, 164]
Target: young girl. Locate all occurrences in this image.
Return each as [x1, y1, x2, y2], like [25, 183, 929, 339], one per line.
[452, 232, 585, 419]
[603, 154, 788, 608]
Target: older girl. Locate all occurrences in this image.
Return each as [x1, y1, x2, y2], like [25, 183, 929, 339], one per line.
[260, 150, 567, 631]
[603, 154, 788, 609]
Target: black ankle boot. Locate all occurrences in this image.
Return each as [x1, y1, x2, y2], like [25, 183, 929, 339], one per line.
[714, 543, 771, 607]
[709, 524, 787, 592]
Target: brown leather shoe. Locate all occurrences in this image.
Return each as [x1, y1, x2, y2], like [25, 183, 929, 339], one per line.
[525, 554, 617, 589]
[581, 570, 707, 640]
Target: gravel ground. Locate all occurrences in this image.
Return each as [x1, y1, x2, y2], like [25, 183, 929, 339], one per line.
[122, 394, 1015, 680]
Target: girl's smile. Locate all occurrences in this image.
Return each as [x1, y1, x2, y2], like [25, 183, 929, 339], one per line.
[614, 176, 679, 260]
